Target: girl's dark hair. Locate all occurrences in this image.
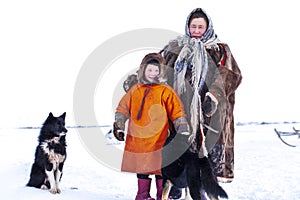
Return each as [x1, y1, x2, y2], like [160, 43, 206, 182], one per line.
[146, 59, 161, 71]
[188, 10, 208, 27]
[146, 59, 160, 66]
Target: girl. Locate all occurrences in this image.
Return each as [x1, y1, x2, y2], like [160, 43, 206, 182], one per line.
[113, 53, 191, 200]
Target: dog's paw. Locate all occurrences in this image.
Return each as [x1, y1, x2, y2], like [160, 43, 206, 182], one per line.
[49, 187, 61, 194]
[40, 184, 48, 190]
[50, 188, 57, 194]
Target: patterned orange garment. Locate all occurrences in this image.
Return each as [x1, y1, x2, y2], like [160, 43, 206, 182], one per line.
[116, 83, 185, 175]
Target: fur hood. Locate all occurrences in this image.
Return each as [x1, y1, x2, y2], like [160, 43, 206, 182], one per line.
[137, 53, 167, 84]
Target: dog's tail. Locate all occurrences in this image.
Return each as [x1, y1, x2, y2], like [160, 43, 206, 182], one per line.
[203, 181, 228, 199]
[200, 157, 228, 199]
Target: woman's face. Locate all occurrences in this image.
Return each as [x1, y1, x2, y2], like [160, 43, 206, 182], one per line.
[144, 64, 160, 83]
[189, 17, 207, 39]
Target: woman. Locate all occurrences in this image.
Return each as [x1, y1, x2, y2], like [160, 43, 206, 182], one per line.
[161, 8, 242, 198]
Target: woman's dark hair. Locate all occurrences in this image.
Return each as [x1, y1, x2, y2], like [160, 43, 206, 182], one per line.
[188, 10, 208, 27]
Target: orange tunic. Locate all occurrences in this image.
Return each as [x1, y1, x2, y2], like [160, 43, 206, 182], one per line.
[116, 83, 185, 175]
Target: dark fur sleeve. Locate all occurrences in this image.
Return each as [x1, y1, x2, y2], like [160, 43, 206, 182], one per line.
[207, 43, 242, 96]
[123, 74, 138, 92]
[160, 41, 183, 86]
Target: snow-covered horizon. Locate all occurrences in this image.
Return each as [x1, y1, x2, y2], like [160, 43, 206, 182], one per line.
[3, 120, 300, 130]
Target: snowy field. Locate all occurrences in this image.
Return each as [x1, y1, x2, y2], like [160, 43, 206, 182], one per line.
[1, 123, 300, 200]
[2, 1, 300, 199]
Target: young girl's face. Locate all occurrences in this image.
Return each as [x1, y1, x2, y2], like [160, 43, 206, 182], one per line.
[189, 17, 207, 39]
[145, 64, 160, 83]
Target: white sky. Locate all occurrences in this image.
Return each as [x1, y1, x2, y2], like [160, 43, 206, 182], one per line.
[1, 0, 300, 127]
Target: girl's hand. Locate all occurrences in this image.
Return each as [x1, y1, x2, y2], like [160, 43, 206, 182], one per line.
[113, 122, 125, 141]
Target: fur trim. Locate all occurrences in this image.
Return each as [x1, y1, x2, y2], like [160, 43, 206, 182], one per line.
[137, 53, 167, 84]
[205, 92, 218, 117]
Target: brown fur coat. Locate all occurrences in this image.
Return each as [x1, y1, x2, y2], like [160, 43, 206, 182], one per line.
[161, 40, 242, 179]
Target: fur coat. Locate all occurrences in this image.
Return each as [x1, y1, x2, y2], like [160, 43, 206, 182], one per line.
[161, 39, 242, 179]
[161, 8, 242, 179]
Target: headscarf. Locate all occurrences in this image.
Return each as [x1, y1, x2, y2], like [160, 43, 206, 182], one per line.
[185, 8, 217, 44]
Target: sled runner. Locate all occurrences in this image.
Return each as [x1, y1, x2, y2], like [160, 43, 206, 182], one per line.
[274, 127, 300, 147]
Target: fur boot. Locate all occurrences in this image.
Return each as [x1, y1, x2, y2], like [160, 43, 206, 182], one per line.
[135, 178, 155, 200]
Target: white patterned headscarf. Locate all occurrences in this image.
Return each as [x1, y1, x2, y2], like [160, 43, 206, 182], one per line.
[185, 8, 217, 44]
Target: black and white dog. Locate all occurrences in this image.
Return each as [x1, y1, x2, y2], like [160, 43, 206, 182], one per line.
[27, 112, 67, 194]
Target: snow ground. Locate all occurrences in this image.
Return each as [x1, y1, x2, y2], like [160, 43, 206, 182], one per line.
[1, 123, 300, 200]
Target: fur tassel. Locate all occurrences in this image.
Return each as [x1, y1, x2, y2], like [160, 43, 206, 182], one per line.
[172, 35, 219, 157]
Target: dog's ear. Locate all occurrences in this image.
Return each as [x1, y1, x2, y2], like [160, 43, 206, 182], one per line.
[60, 112, 66, 120]
[48, 112, 54, 118]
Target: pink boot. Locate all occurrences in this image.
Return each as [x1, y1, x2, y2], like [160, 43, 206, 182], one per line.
[155, 178, 163, 200]
[135, 178, 155, 200]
